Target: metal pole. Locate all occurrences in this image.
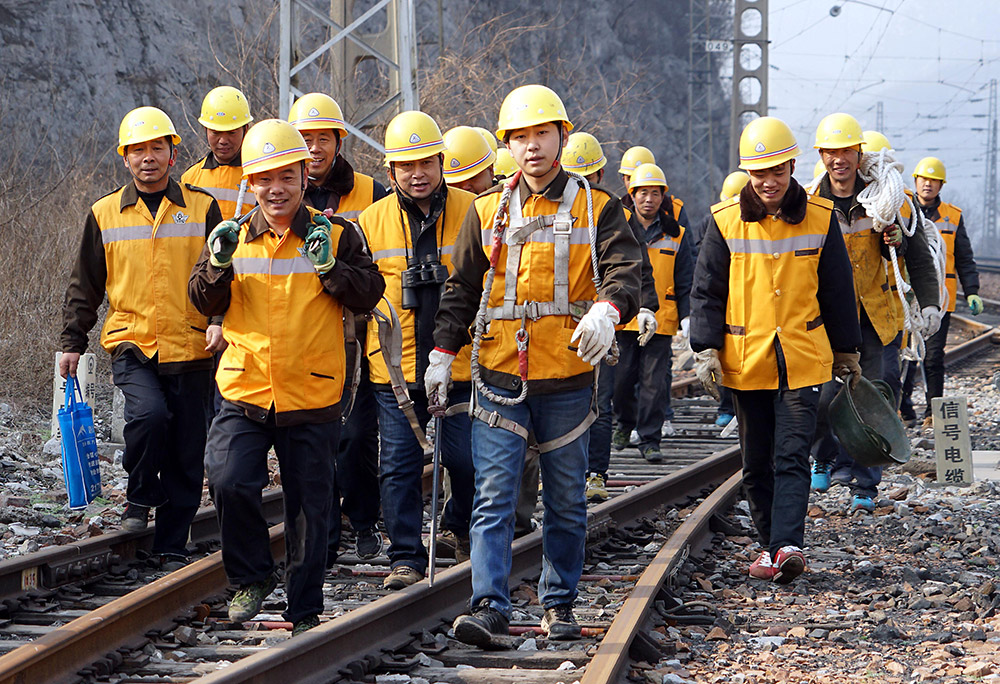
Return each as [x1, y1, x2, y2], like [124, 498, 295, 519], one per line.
[397, 0, 419, 110]
[279, 0, 291, 119]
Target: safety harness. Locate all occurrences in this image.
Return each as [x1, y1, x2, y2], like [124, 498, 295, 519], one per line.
[468, 170, 616, 453]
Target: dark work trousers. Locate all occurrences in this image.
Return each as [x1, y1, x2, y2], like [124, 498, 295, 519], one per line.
[718, 387, 735, 417]
[112, 350, 211, 557]
[881, 331, 903, 409]
[733, 384, 821, 556]
[206, 401, 339, 624]
[900, 359, 918, 420]
[327, 369, 381, 564]
[211, 352, 224, 416]
[812, 309, 884, 498]
[920, 311, 951, 417]
[612, 331, 673, 448]
[586, 359, 616, 477]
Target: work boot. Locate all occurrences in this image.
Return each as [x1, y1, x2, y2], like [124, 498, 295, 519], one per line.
[437, 529, 471, 563]
[715, 413, 734, 427]
[585, 473, 609, 502]
[121, 504, 150, 532]
[661, 420, 676, 437]
[292, 614, 320, 636]
[810, 461, 831, 492]
[453, 600, 509, 648]
[611, 428, 629, 451]
[748, 550, 775, 580]
[228, 573, 278, 622]
[772, 546, 806, 585]
[383, 565, 423, 590]
[158, 554, 189, 572]
[541, 603, 581, 640]
[850, 496, 876, 513]
[641, 444, 662, 463]
[355, 526, 385, 560]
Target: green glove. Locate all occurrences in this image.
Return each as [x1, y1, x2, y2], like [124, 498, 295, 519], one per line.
[968, 294, 984, 316]
[304, 214, 335, 274]
[208, 220, 240, 268]
[883, 225, 902, 247]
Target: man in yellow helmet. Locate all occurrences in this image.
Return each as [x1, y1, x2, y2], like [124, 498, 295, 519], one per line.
[618, 145, 656, 189]
[189, 119, 383, 635]
[443, 125, 497, 195]
[810, 113, 940, 512]
[289, 92, 389, 566]
[619, 146, 692, 235]
[901, 157, 981, 426]
[431, 85, 642, 644]
[691, 116, 861, 583]
[60, 107, 223, 566]
[358, 111, 478, 591]
[493, 147, 517, 182]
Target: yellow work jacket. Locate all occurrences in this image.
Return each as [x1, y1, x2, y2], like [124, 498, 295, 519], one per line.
[713, 195, 835, 391]
[670, 197, 684, 222]
[624, 225, 685, 336]
[93, 181, 216, 365]
[181, 154, 255, 220]
[474, 177, 616, 382]
[217, 206, 348, 414]
[931, 202, 962, 312]
[337, 173, 377, 221]
[360, 187, 475, 385]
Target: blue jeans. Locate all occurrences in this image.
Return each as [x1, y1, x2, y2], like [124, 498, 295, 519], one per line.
[375, 386, 474, 573]
[469, 384, 591, 619]
[586, 360, 615, 477]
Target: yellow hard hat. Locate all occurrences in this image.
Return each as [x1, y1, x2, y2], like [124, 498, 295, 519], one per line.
[117, 106, 181, 156]
[495, 84, 573, 141]
[913, 156, 946, 182]
[442, 126, 496, 183]
[813, 112, 864, 150]
[473, 126, 499, 155]
[384, 110, 446, 164]
[861, 130, 892, 153]
[240, 119, 311, 177]
[618, 146, 656, 175]
[562, 132, 606, 176]
[719, 171, 750, 201]
[813, 159, 826, 180]
[629, 163, 668, 191]
[198, 86, 253, 131]
[288, 93, 349, 137]
[494, 148, 517, 179]
[738, 116, 800, 171]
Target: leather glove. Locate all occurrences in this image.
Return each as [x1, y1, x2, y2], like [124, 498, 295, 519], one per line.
[679, 316, 691, 340]
[571, 301, 621, 365]
[921, 305, 943, 338]
[304, 214, 336, 273]
[968, 294, 984, 316]
[832, 351, 862, 389]
[882, 225, 902, 247]
[424, 348, 455, 407]
[208, 220, 240, 268]
[694, 349, 722, 401]
[637, 308, 657, 346]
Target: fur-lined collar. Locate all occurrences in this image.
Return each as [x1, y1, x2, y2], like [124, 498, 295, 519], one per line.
[739, 177, 808, 225]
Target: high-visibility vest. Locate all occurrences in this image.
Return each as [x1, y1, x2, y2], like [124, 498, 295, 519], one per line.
[336, 173, 377, 221]
[216, 206, 348, 413]
[624, 225, 685, 336]
[670, 196, 684, 222]
[181, 156, 255, 220]
[931, 202, 962, 312]
[712, 195, 835, 391]
[475, 178, 617, 384]
[359, 187, 476, 385]
[836, 208, 896, 344]
[93, 182, 216, 365]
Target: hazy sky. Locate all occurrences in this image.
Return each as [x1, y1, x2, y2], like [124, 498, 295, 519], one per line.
[762, 0, 1000, 238]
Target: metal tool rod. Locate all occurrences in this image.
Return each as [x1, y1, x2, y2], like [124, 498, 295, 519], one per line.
[428, 414, 442, 586]
[234, 178, 248, 219]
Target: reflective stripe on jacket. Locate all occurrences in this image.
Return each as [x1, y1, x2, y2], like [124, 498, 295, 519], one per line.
[932, 202, 962, 312]
[624, 225, 686, 336]
[181, 154, 255, 219]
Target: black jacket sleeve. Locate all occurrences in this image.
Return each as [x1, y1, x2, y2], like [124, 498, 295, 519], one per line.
[319, 219, 385, 313]
[434, 199, 491, 353]
[953, 215, 980, 297]
[60, 210, 107, 353]
[674, 230, 694, 321]
[188, 246, 234, 317]
[689, 216, 730, 353]
[627, 212, 659, 314]
[902, 214, 941, 309]
[372, 180, 389, 203]
[818, 211, 863, 352]
[594, 196, 642, 323]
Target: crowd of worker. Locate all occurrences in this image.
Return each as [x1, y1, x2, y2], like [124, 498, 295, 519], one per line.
[57, 81, 981, 641]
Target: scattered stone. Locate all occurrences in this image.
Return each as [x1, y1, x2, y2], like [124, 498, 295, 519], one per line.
[705, 627, 729, 641]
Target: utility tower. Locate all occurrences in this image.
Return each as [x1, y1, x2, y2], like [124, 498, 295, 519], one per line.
[687, 0, 717, 197]
[984, 79, 998, 253]
[728, 0, 769, 168]
[278, 0, 418, 153]
[876, 101, 884, 133]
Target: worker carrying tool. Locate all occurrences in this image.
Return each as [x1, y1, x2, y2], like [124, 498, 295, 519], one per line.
[691, 116, 862, 584]
[60, 107, 222, 567]
[188, 119, 384, 636]
[808, 113, 941, 513]
[612, 163, 693, 462]
[358, 110, 478, 590]
[290, 91, 390, 566]
[430, 84, 642, 646]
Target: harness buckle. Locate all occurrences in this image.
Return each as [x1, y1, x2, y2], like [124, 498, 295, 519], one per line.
[552, 212, 573, 235]
[523, 301, 541, 321]
[486, 410, 503, 428]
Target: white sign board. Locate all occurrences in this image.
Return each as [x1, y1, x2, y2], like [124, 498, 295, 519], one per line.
[932, 396, 973, 486]
[705, 40, 729, 53]
[51, 352, 97, 440]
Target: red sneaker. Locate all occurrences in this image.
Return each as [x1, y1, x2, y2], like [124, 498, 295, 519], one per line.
[772, 546, 806, 584]
[748, 551, 776, 580]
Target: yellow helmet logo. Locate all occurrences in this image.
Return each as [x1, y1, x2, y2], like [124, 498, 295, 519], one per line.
[576, 155, 585, 164]
[262, 142, 275, 154]
[754, 142, 765, 153]
[409, 133, 421, 144]
[450, 158, 460, 168]
[308, 107, 320, 117]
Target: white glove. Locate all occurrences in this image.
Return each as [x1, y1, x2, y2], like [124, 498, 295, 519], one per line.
[637, 308, 658, 346]
[679, 317, 691, 340]
[571, 301, 620, 365]
[424, 348, 455, 407]
[694, 349, 722, 401]
[921, 306, 943, 338]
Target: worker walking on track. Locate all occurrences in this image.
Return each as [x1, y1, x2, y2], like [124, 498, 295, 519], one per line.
[430, 85, 642, 644]
[612, 163, 693, 462]
[901, 157, 981, 426]
[189, 119, 383, 635]
[691, 116, 862, 584]
[809, 113, 940, 512]
[358, 111, 478, 590]
[289, 92, 389, 565]
[60, 107, 222, 567]
[618, 145, 656, 195]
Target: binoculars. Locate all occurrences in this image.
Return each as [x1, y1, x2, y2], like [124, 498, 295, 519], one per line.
[400, 254, 450, 310]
